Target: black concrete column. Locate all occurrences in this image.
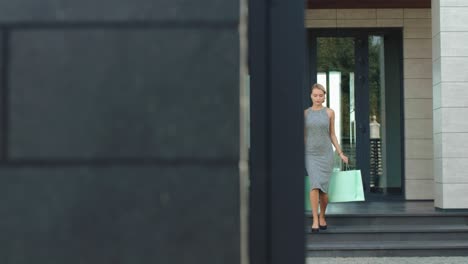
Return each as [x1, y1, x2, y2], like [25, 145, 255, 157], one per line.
[0, 1, 240, 263]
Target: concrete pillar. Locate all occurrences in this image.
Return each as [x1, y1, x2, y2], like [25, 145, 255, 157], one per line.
[433, 0, 468, 209]
[0, 1, 241, 262]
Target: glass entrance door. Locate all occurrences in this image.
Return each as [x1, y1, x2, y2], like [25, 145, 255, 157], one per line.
[314, 36, 358, 177]
[308, 29, 404, 200]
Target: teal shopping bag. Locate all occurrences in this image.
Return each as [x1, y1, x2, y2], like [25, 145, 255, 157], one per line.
[328, 168, 365, 203]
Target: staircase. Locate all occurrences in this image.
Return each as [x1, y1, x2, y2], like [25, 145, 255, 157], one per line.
[306, 211, 468, 257]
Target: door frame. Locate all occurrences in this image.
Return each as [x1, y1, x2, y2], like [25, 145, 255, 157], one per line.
[308, 28, 405, 201]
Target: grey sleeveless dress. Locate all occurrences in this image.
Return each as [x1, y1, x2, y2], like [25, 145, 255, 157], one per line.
[305, 107, 334, 193]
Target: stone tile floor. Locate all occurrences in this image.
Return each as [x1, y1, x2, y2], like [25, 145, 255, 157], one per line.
[307, 257, 468, 264]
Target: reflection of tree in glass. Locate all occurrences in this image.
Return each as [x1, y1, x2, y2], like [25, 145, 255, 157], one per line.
[368, 36, 382, 121]
[317, 38, 354, 140]
[316, 36, 385, 167]
[317, 37, 383, 124]
[317, 38, 354, 73]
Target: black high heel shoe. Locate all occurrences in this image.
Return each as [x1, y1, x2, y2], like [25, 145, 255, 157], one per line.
[319, 225, 327, 230]
[310, 227, 319, 233]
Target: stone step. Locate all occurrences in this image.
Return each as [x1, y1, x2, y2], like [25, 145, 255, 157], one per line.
[306, 240, 468, 257]
[306, 224, 468, 242]
[305, 212, 468, 256]
[305, 213, 468, 226]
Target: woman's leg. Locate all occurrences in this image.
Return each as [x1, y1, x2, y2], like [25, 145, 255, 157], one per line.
[310, 189, 320, 229]
[319, 191, 328, 226]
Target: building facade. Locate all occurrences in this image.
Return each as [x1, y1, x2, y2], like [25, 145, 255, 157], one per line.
[305, 0, 468, 209]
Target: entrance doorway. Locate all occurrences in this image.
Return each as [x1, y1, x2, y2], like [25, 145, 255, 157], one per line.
[308, 29, 404, 200]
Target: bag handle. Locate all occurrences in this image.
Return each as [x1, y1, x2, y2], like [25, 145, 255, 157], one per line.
[344, 163, 356, 171]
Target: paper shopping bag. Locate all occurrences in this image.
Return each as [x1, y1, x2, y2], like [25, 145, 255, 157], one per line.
[328, 169, 365, 202]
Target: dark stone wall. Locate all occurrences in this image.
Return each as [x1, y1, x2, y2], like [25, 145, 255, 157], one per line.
[0, 1, 240, 264]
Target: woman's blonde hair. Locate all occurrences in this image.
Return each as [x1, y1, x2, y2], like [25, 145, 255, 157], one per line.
[311, 83, 326, 94]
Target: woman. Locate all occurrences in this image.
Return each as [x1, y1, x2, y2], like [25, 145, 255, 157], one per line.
[305, 83, 349, 233]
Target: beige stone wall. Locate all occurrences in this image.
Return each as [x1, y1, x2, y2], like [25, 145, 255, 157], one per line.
[306, 9, 434, 200]
[433, 0, 468, 209]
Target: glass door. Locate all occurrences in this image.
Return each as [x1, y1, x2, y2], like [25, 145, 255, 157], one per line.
[314, 37, 358, 174]
[308, 29, 404, 200]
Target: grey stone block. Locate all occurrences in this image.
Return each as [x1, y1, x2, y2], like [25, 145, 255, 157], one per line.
[0, 0, 238, 23]
[9, 29, 239, 159]
[0, 165, 240, 263]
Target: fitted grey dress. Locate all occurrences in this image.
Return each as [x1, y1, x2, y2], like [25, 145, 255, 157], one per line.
[305, 107, 334, 193]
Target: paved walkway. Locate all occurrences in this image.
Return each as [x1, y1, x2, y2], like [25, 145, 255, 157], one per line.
[307, 257, 468, 264]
